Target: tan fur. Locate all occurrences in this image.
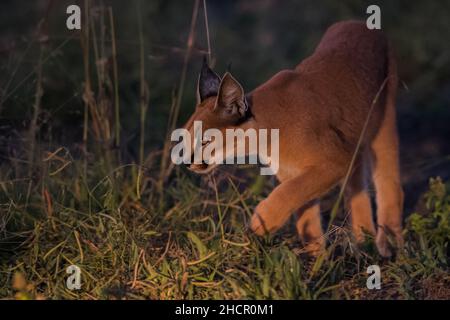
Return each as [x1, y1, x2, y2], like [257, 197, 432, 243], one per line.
[182, 21, 403, 257]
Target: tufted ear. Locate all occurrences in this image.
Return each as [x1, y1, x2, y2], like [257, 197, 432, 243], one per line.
[215, 72, 247, 119]
[197, 56, 221, 103]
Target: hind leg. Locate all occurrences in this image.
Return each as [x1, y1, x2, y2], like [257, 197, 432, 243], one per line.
[371, 103, 404, 257]
[344, 152, 376, 242]
[295, 201, 325, 255]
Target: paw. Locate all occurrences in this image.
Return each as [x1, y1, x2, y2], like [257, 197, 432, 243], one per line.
[353, 225, 376, 243]
[375, 226, 403, 258]
[249, 200, 281, 236]
[303, 238, 326, 257]
[375, 231, 392, 257]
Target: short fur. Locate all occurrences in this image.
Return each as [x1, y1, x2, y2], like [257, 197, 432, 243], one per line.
[182, 21, 404, 257]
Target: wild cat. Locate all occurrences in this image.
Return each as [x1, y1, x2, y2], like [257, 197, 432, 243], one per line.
[179, 20, 403, 257]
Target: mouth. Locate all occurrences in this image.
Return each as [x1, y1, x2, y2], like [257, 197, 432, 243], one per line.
[188, 163, 218, 174]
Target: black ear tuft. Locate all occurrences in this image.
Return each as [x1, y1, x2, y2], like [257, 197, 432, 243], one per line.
[226, 61, 232, 73]
[197, 56, 221, 102]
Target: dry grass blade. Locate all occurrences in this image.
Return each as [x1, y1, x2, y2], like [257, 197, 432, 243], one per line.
[327, 77, 390, 230]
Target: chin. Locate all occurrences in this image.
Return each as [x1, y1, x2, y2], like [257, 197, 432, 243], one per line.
[188, 163, 218, 174]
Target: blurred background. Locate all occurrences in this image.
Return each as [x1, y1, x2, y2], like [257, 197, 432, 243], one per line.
[0, 0, 449, 300]
[0, 0, 449, 211]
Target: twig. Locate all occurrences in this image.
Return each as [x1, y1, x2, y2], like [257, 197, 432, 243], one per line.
[108, 7, 120, 148]
[203, 0, 212, 63]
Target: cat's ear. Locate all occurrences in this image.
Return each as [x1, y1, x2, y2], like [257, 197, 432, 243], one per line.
[215, 72, 246, 119]
[197, 56, 221, 103]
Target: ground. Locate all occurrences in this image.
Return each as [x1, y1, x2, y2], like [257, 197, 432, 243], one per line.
[1, 156, 448, 299]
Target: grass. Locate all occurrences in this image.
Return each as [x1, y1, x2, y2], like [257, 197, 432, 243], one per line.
[0, 149, 449, 299]
[0, 1, 448, 300]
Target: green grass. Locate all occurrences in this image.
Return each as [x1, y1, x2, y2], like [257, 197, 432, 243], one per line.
[0, 2, 448, 300]
[0, 150, 448, 299]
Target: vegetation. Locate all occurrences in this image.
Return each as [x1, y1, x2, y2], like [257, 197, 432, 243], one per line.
[1, 159, 449, 299]
[0, 0, 449, 299]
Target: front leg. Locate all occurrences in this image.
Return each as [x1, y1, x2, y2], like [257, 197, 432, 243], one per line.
[296, 201, 325, 255]
[250, 165, 342, 236]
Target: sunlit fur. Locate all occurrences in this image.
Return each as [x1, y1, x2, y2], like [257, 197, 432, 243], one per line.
[182, 21, 403, 257]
